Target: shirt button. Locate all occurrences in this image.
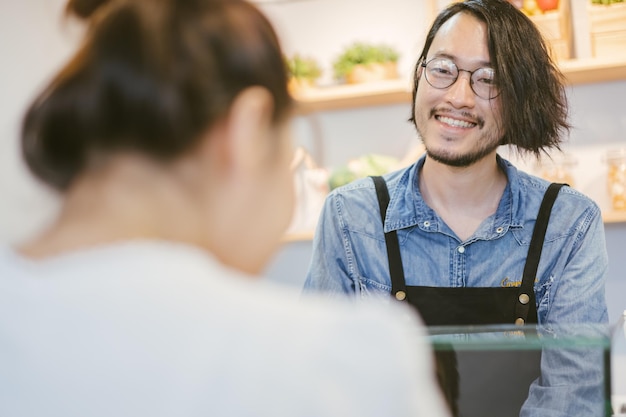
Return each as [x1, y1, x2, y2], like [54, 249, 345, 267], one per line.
[515, 318, 525, 326]
[457, 246, 465, 254]
[496, 227, 504, 234]
[423, 221, 430, 227]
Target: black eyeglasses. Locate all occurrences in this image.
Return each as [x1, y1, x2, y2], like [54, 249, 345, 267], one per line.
[420, 57, 500, 100]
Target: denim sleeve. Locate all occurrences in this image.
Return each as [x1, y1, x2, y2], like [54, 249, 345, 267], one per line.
[302, 191, 358, 298]
[543, 203, 608, 326]
[522, 205, 609, 417]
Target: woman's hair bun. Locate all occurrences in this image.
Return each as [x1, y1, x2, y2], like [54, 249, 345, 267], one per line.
[65, 0, 112, 20]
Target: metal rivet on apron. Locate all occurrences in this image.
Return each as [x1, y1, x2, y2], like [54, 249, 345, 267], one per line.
[395, 291, 406, 301]
[457, 246, 465, 254]
[518, 293, 530, 305]
[423, 221, 430, 227]
[515, 318, 525, 325]
[496, 227, 504, 233]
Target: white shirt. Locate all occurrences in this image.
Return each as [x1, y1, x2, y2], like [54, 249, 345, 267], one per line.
[0, 240, 450, 417]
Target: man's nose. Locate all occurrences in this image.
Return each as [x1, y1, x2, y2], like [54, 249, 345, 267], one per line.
[444, 71, 476, 108]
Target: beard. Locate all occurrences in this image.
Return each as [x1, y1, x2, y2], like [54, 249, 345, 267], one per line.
[415, 107, 502, 168]
[425, 137, 501, 167]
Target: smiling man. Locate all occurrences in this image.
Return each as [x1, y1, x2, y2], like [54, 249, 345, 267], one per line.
[304, 1, 608, 416]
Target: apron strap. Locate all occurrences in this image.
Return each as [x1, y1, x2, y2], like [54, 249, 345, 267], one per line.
[514, 182, 566, 325]
[371, 176, 408, 301]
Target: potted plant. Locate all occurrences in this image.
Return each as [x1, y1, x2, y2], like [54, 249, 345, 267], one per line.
[332, 42, 399, 84]
[286, 54, 322, 93]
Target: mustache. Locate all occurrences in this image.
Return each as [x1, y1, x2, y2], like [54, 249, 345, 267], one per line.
[430, 108, 485, 129]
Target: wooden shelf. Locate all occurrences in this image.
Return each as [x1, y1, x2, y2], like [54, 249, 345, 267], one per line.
[283, 210, 626, 242]
[559, 57, 626, 85]
[294, 58, 626, 114]
[294, 78, 412, 114]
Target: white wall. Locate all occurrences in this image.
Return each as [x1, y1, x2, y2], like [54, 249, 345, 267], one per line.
[0, 0, 82, 244]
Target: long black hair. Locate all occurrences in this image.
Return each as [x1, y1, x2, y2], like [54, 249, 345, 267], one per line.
[409, 0, 569, 157]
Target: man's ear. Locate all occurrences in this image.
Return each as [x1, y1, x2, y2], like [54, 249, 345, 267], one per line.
[417, 61, 424, 79]
[223, 86, 274, 176]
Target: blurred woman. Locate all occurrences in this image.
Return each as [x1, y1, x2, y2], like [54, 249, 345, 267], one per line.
[0, 0, 450, 416]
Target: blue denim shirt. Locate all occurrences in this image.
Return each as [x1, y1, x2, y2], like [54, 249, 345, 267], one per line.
[304, 155, 609, 416]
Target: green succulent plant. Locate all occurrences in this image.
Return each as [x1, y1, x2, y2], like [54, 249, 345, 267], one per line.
[286, 54, 322, 81]
[332, 42, 399, 80]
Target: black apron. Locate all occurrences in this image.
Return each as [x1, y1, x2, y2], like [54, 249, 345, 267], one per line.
[371, 176, 565, 417]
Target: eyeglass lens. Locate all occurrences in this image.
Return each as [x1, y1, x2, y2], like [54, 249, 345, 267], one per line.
[423, 58, 498, 99]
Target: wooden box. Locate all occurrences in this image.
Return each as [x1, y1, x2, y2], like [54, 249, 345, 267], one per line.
[529, 2, 573, 61]
[588, 3, 626, 59]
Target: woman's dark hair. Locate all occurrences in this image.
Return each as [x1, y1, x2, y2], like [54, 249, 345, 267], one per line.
[22, 0, 293, 190]
[409, 0, 569, 158]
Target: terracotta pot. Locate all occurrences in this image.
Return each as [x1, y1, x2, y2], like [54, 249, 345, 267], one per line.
[288, 77, 315, 94]
[536, 0, 558, 12]
[346, 62, 398, 84]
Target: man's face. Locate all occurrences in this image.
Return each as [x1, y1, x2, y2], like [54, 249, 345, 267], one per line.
[414, 12, 504, 168]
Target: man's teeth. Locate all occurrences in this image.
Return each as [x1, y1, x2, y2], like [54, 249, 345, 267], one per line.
[438, 116, 475, 128]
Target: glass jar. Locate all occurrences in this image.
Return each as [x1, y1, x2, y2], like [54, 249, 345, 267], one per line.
[605, 148, 626, 211]
[535, 152, 577, 188]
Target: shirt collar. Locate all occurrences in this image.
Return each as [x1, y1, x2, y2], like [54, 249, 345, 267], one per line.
[384, 153, 525, 237]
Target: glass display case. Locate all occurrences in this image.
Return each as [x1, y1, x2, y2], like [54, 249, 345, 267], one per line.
[427, 323, 613, 417]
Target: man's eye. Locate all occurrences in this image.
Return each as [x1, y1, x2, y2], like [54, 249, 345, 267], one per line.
[475, 69, 496, 85]
[432, 66, 454, 76]
[476, 77, 495, 85]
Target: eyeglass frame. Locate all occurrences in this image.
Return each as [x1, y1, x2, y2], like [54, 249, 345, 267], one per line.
[419, 57, 500, 100]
